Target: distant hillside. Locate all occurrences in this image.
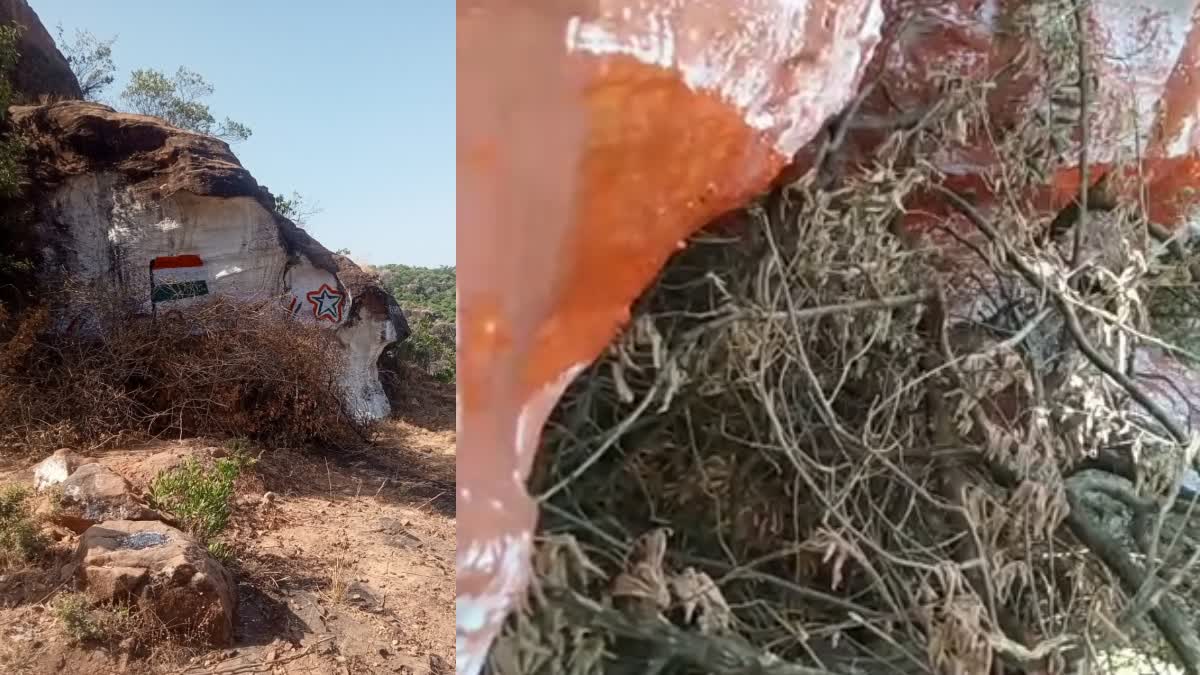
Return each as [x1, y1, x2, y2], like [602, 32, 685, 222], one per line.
[377, 265, 455, 321]
[378, 265, 455, 382]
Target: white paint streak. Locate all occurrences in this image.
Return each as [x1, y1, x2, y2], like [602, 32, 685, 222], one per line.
[457, 534, 534, 675]
[563, 0, 885, 156]
[514, 361, 588, 460]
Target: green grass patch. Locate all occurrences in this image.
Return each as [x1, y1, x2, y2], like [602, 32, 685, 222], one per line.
[53, 592, 105, 642]
[148, 452, 252, 542]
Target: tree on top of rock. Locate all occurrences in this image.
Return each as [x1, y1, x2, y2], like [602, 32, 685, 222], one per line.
[55, 24, 115, 101]
[56, 27, 252, 144]
[273, 190, 322, 227]
[121, 67, 251, 143]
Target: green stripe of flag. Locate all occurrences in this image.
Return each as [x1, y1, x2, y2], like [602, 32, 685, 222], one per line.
[151, 280, 209, 303]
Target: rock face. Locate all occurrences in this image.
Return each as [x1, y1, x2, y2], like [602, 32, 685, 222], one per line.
[75, 519, 237, 645]
[0, 0, 82, 102]
[10, 100, 408, 420]
[51, 463, 164, 534]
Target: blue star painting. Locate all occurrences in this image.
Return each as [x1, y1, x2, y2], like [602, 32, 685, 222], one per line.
[306, 284, 346, 323]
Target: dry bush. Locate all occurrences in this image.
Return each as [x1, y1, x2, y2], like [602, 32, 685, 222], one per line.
[499, 8, 1200, 675]
[0, 286, 366, 455]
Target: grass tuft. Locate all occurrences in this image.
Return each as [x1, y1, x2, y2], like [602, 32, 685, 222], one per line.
[148, 453, 252, 542]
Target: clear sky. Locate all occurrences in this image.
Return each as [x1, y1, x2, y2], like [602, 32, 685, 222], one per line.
[33, 0, 454, 268]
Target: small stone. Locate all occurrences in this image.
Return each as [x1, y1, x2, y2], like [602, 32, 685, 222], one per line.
[31, 449, 93, 492]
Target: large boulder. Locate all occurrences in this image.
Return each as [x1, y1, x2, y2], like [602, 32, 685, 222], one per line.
[74, 520, 237, 645]
[9, 100, 408, 420]
[50, 463, 163, 534]
[0, 0, 82, 102]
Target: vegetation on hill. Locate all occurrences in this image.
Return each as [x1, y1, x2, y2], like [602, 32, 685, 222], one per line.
[377, 264, 455, 383]
[377, 264, 454, 322]
[0, 22, 34, 335]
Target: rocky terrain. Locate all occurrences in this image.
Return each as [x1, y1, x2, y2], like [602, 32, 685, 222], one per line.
[0, 389, 455, 675]
[0, 2, 454, 673]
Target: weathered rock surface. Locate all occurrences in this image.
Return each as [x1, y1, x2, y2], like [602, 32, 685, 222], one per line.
[104, 445, 228, 489]
[75, 519, 237, 645]
[0, 0, 81, 102]
[50, 463, 163, 534]
[8, 100, 407, 420]
[30, 448, 94, 492]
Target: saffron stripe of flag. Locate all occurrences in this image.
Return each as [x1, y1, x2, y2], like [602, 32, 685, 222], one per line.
[150, 254, 204, 270]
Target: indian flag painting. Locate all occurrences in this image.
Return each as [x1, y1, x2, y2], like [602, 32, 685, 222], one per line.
[150, 255, 210, 305]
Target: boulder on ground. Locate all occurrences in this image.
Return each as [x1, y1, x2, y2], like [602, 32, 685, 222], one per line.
[31, 448, 94, 491]
[50, 464, 163, 534]
[75, 520, 236, 645]
[109, 445, 227, 489]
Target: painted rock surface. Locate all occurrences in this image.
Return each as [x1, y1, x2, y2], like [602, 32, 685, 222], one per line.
[457, 1, 1200, 672]
[12, 101, 409, 421]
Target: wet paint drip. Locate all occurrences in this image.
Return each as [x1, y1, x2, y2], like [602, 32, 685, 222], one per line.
[564, 0, 886, 156]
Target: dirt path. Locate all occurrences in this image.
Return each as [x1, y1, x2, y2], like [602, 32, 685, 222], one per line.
[0, 410, 456, 675]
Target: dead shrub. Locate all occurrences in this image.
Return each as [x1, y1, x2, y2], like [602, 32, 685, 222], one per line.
[501, 12, 1200, 675]
[0, 286, 366, 454]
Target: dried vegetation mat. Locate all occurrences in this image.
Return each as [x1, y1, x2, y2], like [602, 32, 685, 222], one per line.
[493, 6, 1200, 675]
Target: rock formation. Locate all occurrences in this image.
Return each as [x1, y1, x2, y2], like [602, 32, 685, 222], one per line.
[31, 448, 94, 491]
[0, 0, 80, 102]
[7, 99, 408, 420]
[0, 0, 408, 422]
[75, 519, 238, 645]
[49, 463, 165, 534]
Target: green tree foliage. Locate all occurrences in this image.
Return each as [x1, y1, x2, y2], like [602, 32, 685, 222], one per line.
[377, 264, 455, 322]
[55, 24, 116, 100]
[121, 67, 251, 142]
[0, 22, 30, 322]
[0, 23, 23, 198]
[273, 190, 322, 226]
[376, 264, 456, 382]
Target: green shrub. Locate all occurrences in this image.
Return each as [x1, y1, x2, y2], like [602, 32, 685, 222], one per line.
[206, 540, 233, 565]
[53, 592, 104, 642]
[0, 484, 43, 567]
[377, 265, 456, 382]
[148, 454, 251, 542]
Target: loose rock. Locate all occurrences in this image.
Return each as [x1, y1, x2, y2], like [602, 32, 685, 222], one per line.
[75, 520, 237, 645]
[31, 449, 94, 492]
[51, 464, 164, 534]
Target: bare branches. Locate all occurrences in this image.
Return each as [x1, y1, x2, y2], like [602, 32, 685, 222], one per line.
[513, 37, 1200, 675]
[932, 183, 1192, 447]
[1064, 476, 1200, 674]
[546, 588, 850, 675]
[1070, 0, 1092, 270]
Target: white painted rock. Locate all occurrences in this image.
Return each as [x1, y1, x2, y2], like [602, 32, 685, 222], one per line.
[76, 520, 237, 645]
[31, 448, 93, 492]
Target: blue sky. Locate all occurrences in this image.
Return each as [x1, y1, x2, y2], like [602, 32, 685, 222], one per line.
[34, 0, 454, 268]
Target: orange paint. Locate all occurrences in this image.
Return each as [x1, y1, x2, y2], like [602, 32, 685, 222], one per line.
[524, 56, 786, 393]
[457, 1, 1200, 673]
